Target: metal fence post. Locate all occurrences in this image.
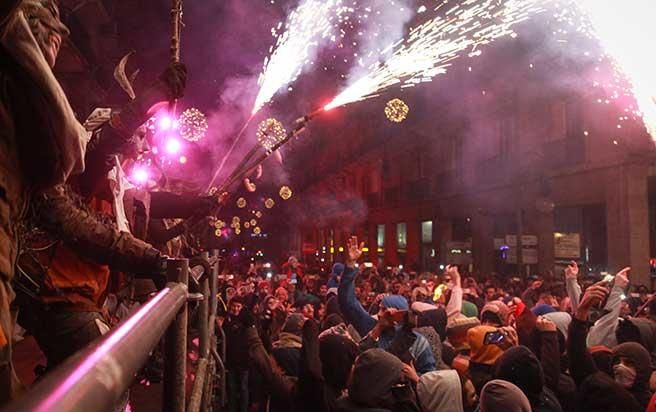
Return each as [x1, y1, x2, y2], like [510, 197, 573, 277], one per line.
[164, 258, 189, 412]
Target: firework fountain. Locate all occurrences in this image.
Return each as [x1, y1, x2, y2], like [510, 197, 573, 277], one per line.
[570, 0, 656, 139]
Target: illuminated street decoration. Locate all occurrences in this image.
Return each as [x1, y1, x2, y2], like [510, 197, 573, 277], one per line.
[384, 98, 409, 123]
[279, 185, 293, 200]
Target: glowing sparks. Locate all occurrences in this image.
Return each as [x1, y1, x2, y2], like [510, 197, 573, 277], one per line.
[265, 198, 275, 209]
[179, 108, 208, 142]
[279, 185, 293, 200]
[256, 118, 287, 151]
[384, 98, 409, 122]
[236, 197, 247, 208]
[253, 0, 347, 114]
[325, 0, 545, 110]
[572, 0, 656, 139]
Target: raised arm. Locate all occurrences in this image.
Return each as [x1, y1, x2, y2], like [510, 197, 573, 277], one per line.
[565, 261, 582, 312]
[568, 282, 609, 386]
[338, 236, 376, 336]
[587, 267, 629, 348]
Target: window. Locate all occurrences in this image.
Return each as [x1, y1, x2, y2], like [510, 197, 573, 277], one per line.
[421, 221, 433, 244]
[397, 223, 407, 249]
[377, 224, 385, 248]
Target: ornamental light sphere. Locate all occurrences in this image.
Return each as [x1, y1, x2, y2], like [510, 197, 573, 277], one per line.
[253, 227, 261, 235]
[250, 219, 257, 226]
[256, 118, 287, 151]
[179, 107, 208, 142]
[279, 185, 293, 200]
[255, 211, 263, 219]
[265, 198, 275, 209]
[215, 228, 223, 237]
[236, 197, 247, 208]
[384, 98, 409, 123]
[244, 222, 251, 229]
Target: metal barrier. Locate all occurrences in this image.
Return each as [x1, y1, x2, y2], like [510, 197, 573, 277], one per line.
[5, 252, 226, 412]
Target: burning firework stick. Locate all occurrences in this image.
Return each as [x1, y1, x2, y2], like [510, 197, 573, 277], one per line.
[217, 109, 322, 192]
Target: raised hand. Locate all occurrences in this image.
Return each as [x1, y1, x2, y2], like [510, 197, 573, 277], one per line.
[346, 235, 365, 268]
[614, 267, 631, 289]
[576, 281, 610, 320]
[565, 261, 579, 280]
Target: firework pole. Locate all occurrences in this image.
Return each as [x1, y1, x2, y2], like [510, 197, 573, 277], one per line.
[169, 0, 183, 117]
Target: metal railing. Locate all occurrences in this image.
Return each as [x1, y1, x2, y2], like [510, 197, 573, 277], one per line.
[5, 252, 225, 412]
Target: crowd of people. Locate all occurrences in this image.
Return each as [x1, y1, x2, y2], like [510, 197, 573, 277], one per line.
[215, 236, 656, 412]
[2, 1, 656, 412]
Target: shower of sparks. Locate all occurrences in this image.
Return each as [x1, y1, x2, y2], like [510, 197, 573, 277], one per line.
[325, 0, 546, 110]
[178, 108, 208, 142]
[256, 118, 287, 151]
[384, 98, 409, 122]
[569, 0, 656, 139]
[253, 0, 348, 115]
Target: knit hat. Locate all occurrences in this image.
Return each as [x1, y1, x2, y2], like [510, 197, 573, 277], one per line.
[331, 262, 345, 275]
[531, 304, 557, 316]
[461, 300, 479, 318]
[467, 325, 506, 365]
[381, 294, 409, 311]
[481, 301, 510, 326]
[446, 315, 481, 351]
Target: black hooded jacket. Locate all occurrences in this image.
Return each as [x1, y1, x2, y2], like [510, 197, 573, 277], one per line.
[612, 342, 653, 409]
[493, 345, 563, 412]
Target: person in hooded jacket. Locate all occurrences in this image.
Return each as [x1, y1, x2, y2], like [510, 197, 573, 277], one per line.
[493, 345, 563, 412]
[415, 369, 465, 412]
[612, 341, 653, 409]
[335, 348, 421, 412]
[479, 379, 531, 412]
[338, 236, 436, 374]
[568, 281, 643, 412]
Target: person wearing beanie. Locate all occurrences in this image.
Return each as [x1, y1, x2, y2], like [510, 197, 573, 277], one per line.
[446, 315, 481, 353]
[480, 379, 532, 412]
[467, 325, 509, 395]
[532, 303, 558, 317]
[327, 262, 345, 288]
[480, 301, 511, 327]
[338, 236, 436, 374]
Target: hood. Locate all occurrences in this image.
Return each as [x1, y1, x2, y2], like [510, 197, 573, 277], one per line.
[320, 333, 360, 391]
[578, 372, 643, 412]
[348, 349, 404, 407]
[412, 304, 447, 341]
[1, 8, 89, 185]
[543, 312, 572, 341]
[493, 345, 544, 402]
[480, 379, 531, 412]
[612, 342, 652, 397]
[271, 345, 301, 377]
[467, 325, 505, 366]
[417, 370, 464, 412]
[273, 332, 303, 349]
[626, 318, 656, 354]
